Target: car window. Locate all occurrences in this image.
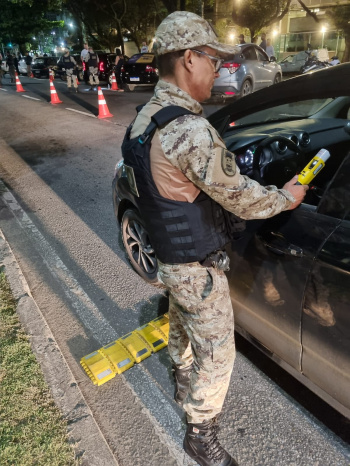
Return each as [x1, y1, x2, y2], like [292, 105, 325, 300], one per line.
[232, 98, 335, 126]
[34, 58, 45, 64]
[242, 47, 257, 61]
[256, 48, 269, 61]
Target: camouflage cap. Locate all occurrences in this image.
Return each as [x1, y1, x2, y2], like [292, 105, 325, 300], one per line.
[153, 11, 238, 56]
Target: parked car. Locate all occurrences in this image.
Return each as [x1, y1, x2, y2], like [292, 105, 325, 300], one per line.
[31, 56, 59, 78]
[112, 63, 350, 420]
[212, 43, 282, 98]
[278, 51, 308, 74]
[80, 52, 116, 83]
[18, 58, 28, 75]
[120, 52, 158, 91]
[54, 54, 84, 81]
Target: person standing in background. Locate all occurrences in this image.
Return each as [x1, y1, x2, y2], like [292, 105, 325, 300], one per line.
[141, 41, 149, 53]
[86, 46, 99, 91]
[266, 39, 275, 58]
[260, 33, 267, 51]
[81, 43, 89, 84]
[238, 34, 246, 44]
[6, 51, 15, 83]
[24, 52, 32, 77]
[59, 49, 78, 92]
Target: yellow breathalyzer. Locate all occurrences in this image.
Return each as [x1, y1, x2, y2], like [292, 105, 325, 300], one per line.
[296, 148, 330, 185]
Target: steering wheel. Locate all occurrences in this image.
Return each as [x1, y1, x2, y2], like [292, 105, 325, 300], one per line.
[253, 135, 305, 187]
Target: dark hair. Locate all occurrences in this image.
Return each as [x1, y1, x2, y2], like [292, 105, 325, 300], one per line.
[156, 50, 186, 77]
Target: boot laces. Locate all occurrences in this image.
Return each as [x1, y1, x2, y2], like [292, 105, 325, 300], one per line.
[201, 420, 225, 462]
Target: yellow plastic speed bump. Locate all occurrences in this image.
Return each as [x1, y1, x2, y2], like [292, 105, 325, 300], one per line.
[80, 313, 171, 386]
[100, 341, 135, 374]
[80, 350, 116, 386]
[135, 323, 167, 353]
[149, 314, 169, 342]
[119, 332, 152, 363]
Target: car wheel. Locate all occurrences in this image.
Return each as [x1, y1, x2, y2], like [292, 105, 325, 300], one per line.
[241, 79, 252, 96]
[274, 74, 282, 84]
[121, 208, 160, 285]
[78, 70, 83, 81]
[108, 73, 113, 86]
[127, 84, 135, 92]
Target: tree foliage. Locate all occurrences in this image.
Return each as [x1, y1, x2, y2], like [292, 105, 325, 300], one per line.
[231, 0, 318, 42]
[0, 0, 62, 51]
[326, 5, 350, 62]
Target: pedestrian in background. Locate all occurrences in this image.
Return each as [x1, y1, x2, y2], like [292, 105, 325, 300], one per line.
[86, 46, 99, 91]
[59, 49, 78, 92]
[6, 51, 15, 83]
[13, 53, 20, 75]
[266, 38, 275, 58]
[114, 49, 125, 88]
[0, 54, 4, 87]
[141, 41, 149, 53]
[238, 33, 246, 44]
[81, 43, 89, 84]
[122, 10, 307, 466]
[260, 32, 267, 51]
[24, 52, 32, 77]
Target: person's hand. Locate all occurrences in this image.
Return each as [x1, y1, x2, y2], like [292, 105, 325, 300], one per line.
[282, 175, 309, 210]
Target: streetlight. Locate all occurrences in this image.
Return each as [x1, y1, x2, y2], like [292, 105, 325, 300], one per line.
[69, 22, 74, 28]
[321, 26, 327, 48]
[229, 33, 235, 44]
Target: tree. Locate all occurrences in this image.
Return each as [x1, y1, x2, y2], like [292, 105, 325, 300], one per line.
[231, 0, 318, 43]
[0, 0, 62, 52]
[326, 5, 350, 62]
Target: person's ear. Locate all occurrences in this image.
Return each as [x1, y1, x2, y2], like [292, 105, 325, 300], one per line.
[183, 49, 195, 72]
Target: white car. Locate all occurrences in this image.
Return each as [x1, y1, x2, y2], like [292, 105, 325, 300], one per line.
[18, 58, 28, 75]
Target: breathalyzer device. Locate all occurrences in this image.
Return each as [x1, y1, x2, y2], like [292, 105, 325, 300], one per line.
[296, 148, 330, 185]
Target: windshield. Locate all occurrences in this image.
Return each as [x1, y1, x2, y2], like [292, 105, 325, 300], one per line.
[232, 98, 334, 127]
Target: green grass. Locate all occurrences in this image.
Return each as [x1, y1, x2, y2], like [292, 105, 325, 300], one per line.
[0, 272, 79, 465]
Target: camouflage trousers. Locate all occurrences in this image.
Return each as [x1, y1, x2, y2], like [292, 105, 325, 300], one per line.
[89, 67, 99, 86]
[158, 261, 236, 424]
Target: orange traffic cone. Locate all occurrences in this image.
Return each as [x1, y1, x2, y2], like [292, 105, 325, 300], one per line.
[15, 72, 26, 92]
[76, 75, 80, 85]
[110, 72, 118, 91]
[49, 80, 62, 104]
[49, 69, 54, 81]
[97, 87, 113, 119]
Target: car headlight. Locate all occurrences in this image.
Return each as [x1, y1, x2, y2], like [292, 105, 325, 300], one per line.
[114, 159, 124, 178]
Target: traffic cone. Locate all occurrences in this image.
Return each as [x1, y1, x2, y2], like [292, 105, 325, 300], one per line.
[110, 72, 119, 91]
[49, 80, 62, 104]
[15, 72, 26, 92]
[49, 68, 54, 82]
[97, 87, 113, 119]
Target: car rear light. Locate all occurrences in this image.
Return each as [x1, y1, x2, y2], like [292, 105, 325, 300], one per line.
[225, 91, 235, 95]
[99, 62, 104, 72]
[229, 122, 236, 127]
[145, 65, 156, 72]
[120, 65, 124, 72]
[83, 62, 86, 71]
[221, 62, 241, 73]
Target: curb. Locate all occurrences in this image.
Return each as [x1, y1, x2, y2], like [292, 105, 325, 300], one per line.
[0, 229, 119, 466]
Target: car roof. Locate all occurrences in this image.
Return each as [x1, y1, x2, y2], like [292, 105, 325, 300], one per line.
[208, 62, 350, 135]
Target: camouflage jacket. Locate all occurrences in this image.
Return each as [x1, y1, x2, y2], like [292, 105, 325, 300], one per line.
[130, 79, 295, 220]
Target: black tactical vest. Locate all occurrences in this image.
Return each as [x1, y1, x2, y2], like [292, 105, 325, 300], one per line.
[121, 105, 245, 264]
[62, 56, 74, 69]
[88, 53, 98, 67]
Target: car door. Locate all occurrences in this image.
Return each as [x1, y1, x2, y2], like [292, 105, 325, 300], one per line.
[253, 46, 274, 89]
[226, 155, 343, 371]
[301, 154, 350, 415]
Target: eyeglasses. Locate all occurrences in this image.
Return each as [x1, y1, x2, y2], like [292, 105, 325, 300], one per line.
[191, 49, 224, 72]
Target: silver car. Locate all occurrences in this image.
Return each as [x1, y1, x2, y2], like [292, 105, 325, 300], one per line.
[212, 43, 282, 98]
[278, 51, 308, 74]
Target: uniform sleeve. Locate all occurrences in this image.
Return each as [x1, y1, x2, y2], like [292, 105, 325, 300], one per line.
[159, 115, 295, 220]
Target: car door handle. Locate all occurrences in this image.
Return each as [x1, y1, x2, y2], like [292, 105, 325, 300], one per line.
[258, 231, 304, 257]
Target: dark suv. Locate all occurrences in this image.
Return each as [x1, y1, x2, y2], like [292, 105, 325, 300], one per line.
[31, 56, 59, 78]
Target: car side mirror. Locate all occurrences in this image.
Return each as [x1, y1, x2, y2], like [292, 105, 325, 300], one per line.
[269, 56, 276, 62]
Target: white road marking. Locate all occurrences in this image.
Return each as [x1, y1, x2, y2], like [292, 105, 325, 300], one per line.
[22, 95, 41, 101]
[65, 107, 96, 118]
[0, 183, 118, 344]
[0, 88, 8, 91]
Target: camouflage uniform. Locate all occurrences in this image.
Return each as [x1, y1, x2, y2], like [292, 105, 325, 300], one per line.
[130, 79, 295, 424]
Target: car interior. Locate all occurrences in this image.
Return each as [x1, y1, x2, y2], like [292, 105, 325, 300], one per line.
[222, 96, 350, 211]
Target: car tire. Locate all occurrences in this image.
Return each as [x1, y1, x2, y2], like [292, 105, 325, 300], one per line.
[241, 79, 252, 96]
[274, 73, 282, 84]
[121, 208, 161, 285]
[127, 84, 135, 92]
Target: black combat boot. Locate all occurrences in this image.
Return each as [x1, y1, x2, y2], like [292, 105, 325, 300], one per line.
[173, 364, 192, 404]
[184, 417, 238, 466]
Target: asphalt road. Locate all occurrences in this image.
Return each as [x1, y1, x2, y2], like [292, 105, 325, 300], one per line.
[0, 73, 349, 466]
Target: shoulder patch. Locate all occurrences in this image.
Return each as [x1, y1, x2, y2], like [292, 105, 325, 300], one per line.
[221, 149, 236, 176]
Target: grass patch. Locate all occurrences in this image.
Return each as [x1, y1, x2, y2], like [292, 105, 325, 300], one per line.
[0, 272, 79, 465]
